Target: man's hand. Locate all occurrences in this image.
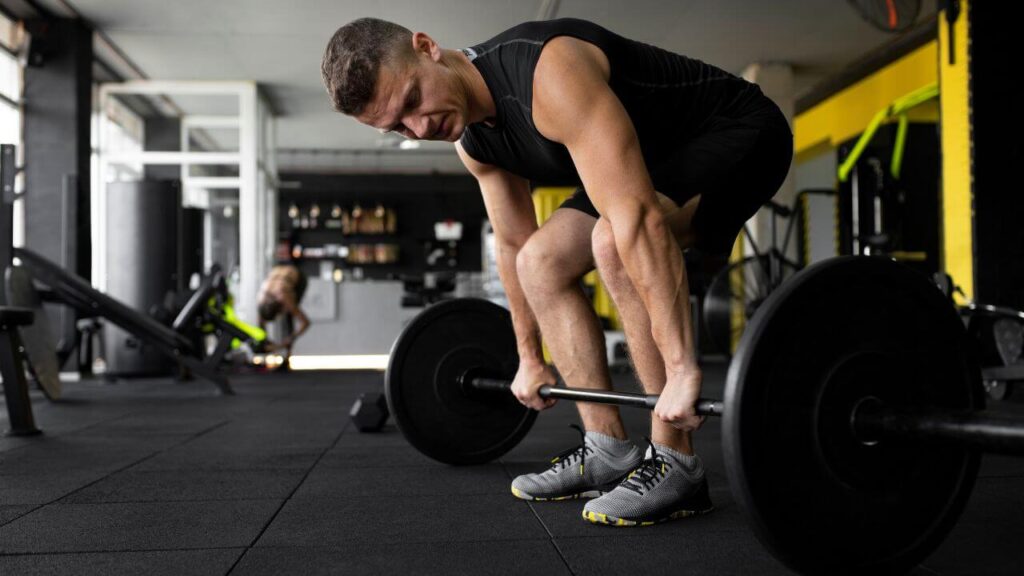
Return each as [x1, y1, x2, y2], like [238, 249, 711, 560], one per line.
[511, 360, 559, 412]
[653, 368, 705, 431]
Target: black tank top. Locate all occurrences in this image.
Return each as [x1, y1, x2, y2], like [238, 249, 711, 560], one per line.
[458, 18, 778, 186]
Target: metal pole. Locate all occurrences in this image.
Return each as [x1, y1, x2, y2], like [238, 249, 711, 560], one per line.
[1, 144, 16, 302]
[0, 327, 42, 436]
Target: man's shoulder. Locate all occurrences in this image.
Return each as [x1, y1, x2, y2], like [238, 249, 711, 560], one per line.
[470, 18, 603, 54]
[472, 20, 543, 49]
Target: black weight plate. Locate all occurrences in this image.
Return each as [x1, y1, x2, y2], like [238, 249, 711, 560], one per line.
[723, 256, 982, 575]
[386, 298, 536, 465]
[5, 266, 61, 400]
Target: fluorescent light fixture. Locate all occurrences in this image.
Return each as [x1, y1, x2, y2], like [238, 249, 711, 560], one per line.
[287, 355, 390, 371]
[399, 139, 420, 150]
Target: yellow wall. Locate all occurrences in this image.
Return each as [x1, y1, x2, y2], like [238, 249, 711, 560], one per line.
[794, 10, 975, 299]
[794, 42, 939, 162]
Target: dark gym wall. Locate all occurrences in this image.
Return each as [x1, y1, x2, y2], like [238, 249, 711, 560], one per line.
[181, 207, 204, 288]
[22, 18, 93, 363]
[970, 2, 1024, 310]
[144, 117, 182, 181]
[144, 119, 205, 285]
[22, 18, 92, 276]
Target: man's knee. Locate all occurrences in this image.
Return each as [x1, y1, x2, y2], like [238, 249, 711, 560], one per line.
[516, 235, 578, 290]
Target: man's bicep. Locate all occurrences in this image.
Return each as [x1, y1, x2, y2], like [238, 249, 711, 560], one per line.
[565, 93, 655, 217]
[533, 50, 656, 218]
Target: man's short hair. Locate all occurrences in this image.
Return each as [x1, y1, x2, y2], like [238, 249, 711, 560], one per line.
[321, 17, 413, 115]
[258, 300, 283, 322]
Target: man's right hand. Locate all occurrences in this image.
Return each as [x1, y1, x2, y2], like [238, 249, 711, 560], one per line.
[510, 360, 559, 411]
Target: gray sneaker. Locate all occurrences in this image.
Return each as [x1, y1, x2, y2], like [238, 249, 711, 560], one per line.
[511, 425, 642, 501]
[582, 440, 713, 526]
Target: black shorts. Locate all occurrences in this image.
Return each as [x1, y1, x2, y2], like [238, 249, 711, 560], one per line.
[558, 108, 793, 256]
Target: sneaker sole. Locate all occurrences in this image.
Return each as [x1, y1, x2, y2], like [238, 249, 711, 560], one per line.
[512, 486, 606, 502]
[582, 507, 714, 527]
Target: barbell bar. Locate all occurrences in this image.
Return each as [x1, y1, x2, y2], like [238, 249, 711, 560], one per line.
[464, 376, 1024, 455]
[465, 375, 724, 413]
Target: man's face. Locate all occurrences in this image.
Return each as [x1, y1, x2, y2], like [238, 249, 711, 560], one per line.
[355, 52, 467, 143]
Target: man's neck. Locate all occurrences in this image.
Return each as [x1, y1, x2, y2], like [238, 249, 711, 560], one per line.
[445, 48, 496, 125]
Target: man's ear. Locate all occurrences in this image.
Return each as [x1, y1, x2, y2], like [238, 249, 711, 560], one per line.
[411, 31, 442, 62]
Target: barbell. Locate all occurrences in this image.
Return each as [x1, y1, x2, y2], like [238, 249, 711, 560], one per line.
[384, 256, 1024, 575]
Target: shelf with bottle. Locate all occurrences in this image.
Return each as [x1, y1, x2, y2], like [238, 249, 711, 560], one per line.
[284, 201, 398, 236]
[279, 241, 401, 266]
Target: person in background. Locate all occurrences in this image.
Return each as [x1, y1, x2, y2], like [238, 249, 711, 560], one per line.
[257, 263, 311, 369]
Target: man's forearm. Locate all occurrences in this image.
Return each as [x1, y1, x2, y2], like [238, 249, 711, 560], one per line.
[612, 209, 696, 372]
[495, 241, 545, 364]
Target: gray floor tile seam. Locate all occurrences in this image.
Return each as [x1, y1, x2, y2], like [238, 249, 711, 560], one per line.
[59, 423, 233, 441]
[0, 408, 143, 455]
[0, 545, 247, 558]
[237, 537, 564, 555]
[547, 523, 761, 539]
[0, 504, 47, 529]
[499, 461, 578, 576]
[311, 460, 451, 470]
[47, 420, 236, 505]
[43, 497, 287, 506]
[2, 398, 233, 437]
[286, 490, 514, 500]
[257, 491, 581, 503]
[131, 465, 319, 473]
[249, 534, 585, 550]
[224, 420, 354, 575]
[226, 532, 569, 573]
[237, 383, 365, 404]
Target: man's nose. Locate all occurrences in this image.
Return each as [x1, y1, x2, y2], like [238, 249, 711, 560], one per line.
[408, 115, 430, 139]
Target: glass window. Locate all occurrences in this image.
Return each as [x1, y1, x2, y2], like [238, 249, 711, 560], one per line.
[0, 12, 23, 247]
[0, 49, 20, 145]
[0, 14, 20, 53]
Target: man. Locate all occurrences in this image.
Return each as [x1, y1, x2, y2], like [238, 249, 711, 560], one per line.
[257, 263, 311, 367]
[321, 17, 791, 526]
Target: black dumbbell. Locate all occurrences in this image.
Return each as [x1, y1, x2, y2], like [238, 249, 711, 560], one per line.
[349, 392, 389, 432]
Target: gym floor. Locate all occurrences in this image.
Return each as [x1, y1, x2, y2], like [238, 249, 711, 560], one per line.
[1, 364, 1022, 575]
